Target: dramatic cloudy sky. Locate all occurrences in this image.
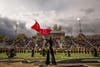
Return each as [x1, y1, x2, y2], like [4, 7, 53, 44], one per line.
[0, 0, 100, 37]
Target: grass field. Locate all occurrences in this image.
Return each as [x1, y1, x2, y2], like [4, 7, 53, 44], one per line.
[0, 52, 100, 67]
[0, 52, 97, 61]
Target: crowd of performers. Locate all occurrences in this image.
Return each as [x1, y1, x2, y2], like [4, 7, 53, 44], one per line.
[1, 34, 100, 65]
[6, 36, 57, 65]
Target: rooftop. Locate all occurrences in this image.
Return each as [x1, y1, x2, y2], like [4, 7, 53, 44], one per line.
[50, 31, 65, 34]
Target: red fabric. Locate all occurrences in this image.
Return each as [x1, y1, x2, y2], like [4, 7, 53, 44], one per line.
[31, 20, 52, 35]
[31, 20, 40, 31]
[39, 29, 52, 35]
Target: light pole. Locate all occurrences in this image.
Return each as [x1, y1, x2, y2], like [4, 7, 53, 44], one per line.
[15, 21, 19, 37]
[77, 17, 82, 34]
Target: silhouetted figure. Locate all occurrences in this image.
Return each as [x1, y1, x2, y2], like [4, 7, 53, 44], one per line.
[45, 36, 56, 65]
[85, 48, 87, 54]
[67, 50, 71, 57]
[93, 48, 98, 57]
[42, 48, 46, 56]
[31, 47, 34, 57]
[7, 48, 16, 58]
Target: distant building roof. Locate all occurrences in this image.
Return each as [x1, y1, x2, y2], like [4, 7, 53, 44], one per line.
[50, 31, 65, 34]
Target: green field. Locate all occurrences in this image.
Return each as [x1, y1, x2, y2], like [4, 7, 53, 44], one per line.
[0, 53, 100, 67]
[0, 52, 97, 61]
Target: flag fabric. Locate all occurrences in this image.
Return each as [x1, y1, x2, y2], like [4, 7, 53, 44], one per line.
[31, 20, 40, 32]
[39, 29, 52, 35]
[31, 20, 52, 35]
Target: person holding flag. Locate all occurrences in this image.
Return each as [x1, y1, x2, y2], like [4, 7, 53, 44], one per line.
[45, 35, 57, 65]
[31, 20, 56, 65]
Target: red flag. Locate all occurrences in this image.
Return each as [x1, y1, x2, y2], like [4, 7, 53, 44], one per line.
[31, 20, 40, 32]
[31, 20, 52, 35]
[39, 29, 52, 35]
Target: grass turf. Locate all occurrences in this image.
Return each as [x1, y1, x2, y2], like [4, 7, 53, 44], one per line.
[0, 53, 100, 67]
[0, 52, 96, 61]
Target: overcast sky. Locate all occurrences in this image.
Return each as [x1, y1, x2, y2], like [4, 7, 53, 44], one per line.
[0, 0, 100, 37]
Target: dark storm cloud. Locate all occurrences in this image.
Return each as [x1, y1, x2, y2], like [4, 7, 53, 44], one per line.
[62, 18, 100, 35]
[52, 14, 100, 35]
[0, 17, 15, 37]
[80, 8, 95, 15]
[0, 16, 33, 37]
[0, 0, 100, 36]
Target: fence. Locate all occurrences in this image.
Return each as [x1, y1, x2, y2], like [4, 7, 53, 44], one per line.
[0, 47, 100, 54]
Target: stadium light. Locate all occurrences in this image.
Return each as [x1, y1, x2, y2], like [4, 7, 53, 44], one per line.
[77, 17, 82, 34]
[77, 17, 80, 21]
[15, 21, 19, 36]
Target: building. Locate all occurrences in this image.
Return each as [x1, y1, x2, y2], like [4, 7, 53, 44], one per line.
[36, 30, 65, 39]
[50, 31, 65, 39]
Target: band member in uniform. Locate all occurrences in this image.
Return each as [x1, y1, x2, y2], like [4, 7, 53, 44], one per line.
[45, 36, 56, 65]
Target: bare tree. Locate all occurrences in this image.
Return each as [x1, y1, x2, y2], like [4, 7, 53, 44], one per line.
[53, 24, 58, 31]
[58, 25, 62, 31]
